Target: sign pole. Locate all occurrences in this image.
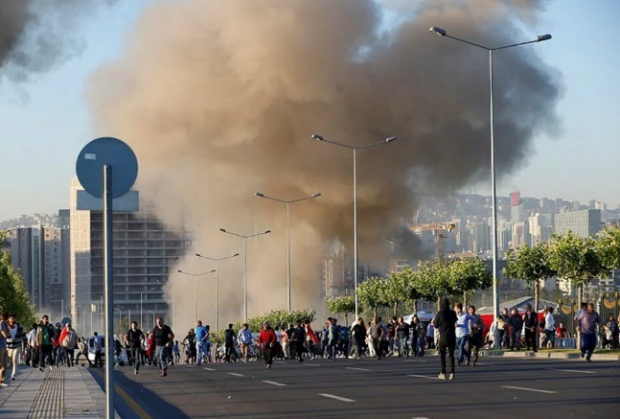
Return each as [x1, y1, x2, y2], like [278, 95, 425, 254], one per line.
[103, 165, 114, 419]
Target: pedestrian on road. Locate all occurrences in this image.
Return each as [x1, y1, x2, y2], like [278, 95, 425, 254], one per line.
[455, 303, 474, 366]
[370, 317, 385, 360]
[237, 323, 252, 363]
[577, 303, 600, 362]
[124, 321, 145, 374]
[523, 304, 537, 352]
[0, 313, 9, 387]
[257, 321, 278, 369]
[468, 306, 484, 367]
[195, 320, 208, 364]
[509, 309, 524, 351]
[52, 323, 64, 367]
[61, 323, 78, 367]
[182, 329, 197, 364]
[36, 315, 56, 371]
[497, 308, 509, 349]
[351, 318, 366, 359]
[433, 297, 457, 380]
[291, 320, 306, 363]
[26, 323, 38, 368]
[282, 324, 292, 360]
[152, 318, 175, 377]
[224, 324, 236, 363]
[395, 317, 410, 358]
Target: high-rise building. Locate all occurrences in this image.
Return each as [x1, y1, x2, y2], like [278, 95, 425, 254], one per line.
[510, 191, 524, 223]
[528, 213, 553, 246]
[69, 178, 189, 335]
[473, 222, 490, 254]
[554, 209, 602, 238]
[511, 221, 529, 248]
[2, 226, 70, 317]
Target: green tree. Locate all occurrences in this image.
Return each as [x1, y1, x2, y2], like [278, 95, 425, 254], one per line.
[447, 257, 493, 306]
[0, 232, 37, 326]
[381, 271, 413, 316]
[503, 243, 556, 314]
[410, 260, 452, 308]
[356, 276, 387, 318]
[598, 226, 620, 271]
[548, 232, 608, 306]
[326, 296, 357, 326]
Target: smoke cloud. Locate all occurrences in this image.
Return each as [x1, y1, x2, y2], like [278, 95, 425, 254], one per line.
[0, 0, 115, 82]
[87, 0, 561, 328]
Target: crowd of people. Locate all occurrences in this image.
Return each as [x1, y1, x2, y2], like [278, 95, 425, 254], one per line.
[0, 301, 613, 386]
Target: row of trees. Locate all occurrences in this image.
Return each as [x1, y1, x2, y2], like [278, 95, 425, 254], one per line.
[327, 257, 493, 323]
[327, 226, 620, 325]
[0, 232, 37, 326]
[504, 226, 620, 314]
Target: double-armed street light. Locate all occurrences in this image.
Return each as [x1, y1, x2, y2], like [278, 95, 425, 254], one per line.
[429, 26, 551, 326]
[219, 228, 271, 322]
[312, 134, 398, 318]
[194, 252, 240, 331]
[177, 269, 216, 321]
[255, 192, 321, 312]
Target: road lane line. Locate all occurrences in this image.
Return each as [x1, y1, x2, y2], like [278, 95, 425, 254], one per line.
[263, 380, 287, 387]
[502, 385, 558, 394]
[318, 393, 355, 403]
[305, 363, 322, 367]
[345, 367, 370, 371]
[227, 372, 245, 377]
[551, 369, 594, 374]
[203, 367, 216, 371]
[408, 374, 441, 380]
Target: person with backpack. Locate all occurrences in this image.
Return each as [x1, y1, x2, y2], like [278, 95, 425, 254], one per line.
[5, 314, 25, 382]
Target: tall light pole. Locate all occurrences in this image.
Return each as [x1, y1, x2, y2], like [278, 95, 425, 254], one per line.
[220, 228, 271, 322]
[148, 310, 155, 327]
[255, 192, 322, 312]
[194, 252, 240, 331]
[429, 26, 552, 324]
[177, 269, 216, 321]
[312, 134, 398, 318]
[140, 292, 143, 330]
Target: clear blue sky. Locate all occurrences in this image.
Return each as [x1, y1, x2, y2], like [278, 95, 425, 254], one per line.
[0, 0, 618, 220]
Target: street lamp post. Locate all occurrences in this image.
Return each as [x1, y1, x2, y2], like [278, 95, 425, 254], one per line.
[255, 192, 321, 312]
[429, 26, 551, 327]
[220, 228, 272, 322]
[311, 134, 398, 318]
[140, 292, 143, 330]
[149, 310, 155, 326]
[177, 269, 216, 321]
[195, 253, 240, 331]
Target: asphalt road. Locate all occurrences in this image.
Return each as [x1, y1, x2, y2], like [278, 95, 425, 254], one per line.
[89, 355, 620, 419]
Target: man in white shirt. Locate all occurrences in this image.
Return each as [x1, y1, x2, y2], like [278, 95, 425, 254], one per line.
[455, 303, 475, 367]
[237, 323, 252, 363]
[543, 307, 556, 348]
[27, 325, 38, 367]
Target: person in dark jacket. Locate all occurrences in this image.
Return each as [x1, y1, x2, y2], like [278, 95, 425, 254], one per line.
[523, 304, 538, 352]
[432, 297, 458, 380]
[351, 318, 366, 359]
[224, 324, 236, 363]
[508, 309, 524, 351]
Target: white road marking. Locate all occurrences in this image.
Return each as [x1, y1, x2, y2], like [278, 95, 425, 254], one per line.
[412, 417, 431, 419]
[502, 385, 558, 394]
[345, 367, 370, 371]
[227, 372, 245, 377]
[408, 374, 441, 380]
[318, 393, 355, 403]
[263, 380, 287, 387]
[203, 367, 216, 371]
[551, 369, 594, 374]
[305, 363, 321, 367]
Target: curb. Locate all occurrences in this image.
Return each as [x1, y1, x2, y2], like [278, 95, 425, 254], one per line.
[480, 350, 620, 361]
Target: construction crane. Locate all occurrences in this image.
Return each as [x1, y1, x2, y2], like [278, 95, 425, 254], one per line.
[432, 223, 455, 263]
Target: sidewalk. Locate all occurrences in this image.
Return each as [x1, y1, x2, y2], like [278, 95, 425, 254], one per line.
[0, 366, 121, 419]
[480, 349, 620, 361]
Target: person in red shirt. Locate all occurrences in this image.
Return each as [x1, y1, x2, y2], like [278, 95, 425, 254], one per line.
[257, 322, 278, 369]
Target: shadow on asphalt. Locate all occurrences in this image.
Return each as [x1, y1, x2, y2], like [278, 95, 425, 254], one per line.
[87, 368, 190, 419]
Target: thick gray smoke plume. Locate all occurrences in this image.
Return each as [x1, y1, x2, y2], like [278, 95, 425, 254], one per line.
[0, 0, 114, 82]
[87, 0, 561, 327]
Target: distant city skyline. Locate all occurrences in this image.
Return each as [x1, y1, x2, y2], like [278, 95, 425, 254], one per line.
[0, 0, 618, 220]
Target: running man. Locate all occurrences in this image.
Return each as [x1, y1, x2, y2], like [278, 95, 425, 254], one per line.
[37, 315, 56, 371]
[577, 303, 600, 362]
[433, 298, 457, 380]
[224, 324, 235, 363]
[195, 320, 208, 364]
[468, 306, 484, 367]
[125, 321, 145, 374]
[237, 323, 252, 363]
[455, 303, 474, 367]
[152, 317, 174, 377]
[257, 322, 277, 369]
[291, 320, 306, 363]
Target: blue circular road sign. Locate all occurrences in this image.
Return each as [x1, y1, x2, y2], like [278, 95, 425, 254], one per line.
[76, 137, 138, 199]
